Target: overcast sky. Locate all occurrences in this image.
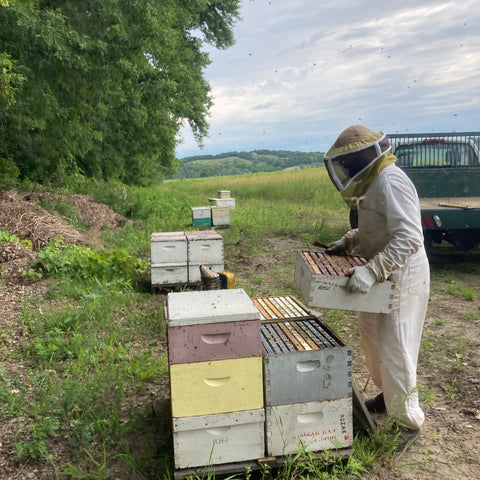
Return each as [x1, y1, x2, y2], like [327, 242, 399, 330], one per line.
[175, 0, 480, 158]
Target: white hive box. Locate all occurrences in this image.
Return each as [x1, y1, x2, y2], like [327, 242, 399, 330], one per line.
[151, 264, 188, 286]
[265, 397, 353, 456]
[151, 232, 187, 264]
[173, 409, 265, 469]
[185, 230, 224, 282]
[295, 251, 394, 314]
[185, 230, 223, 264]
[166, 288, 261, 328]
[209, 197, 236, 209]
[191, 206, 211, 219]
[151, 232, 188, 286]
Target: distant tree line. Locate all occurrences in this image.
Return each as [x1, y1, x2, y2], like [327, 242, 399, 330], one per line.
[172, 150, 325, 178]
[0, 0, 240, 187]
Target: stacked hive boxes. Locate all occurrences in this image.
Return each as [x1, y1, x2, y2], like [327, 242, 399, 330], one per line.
[209, 190, 236, 210]
[186, 231, 223, 283]
[191, 206, 231, 227]
[151, 231, 224, 287]
[255, 296, 353, 456]
[167, 289, 265, 469]
[210, 206, 230, 226]
[151, 232, 188, 286]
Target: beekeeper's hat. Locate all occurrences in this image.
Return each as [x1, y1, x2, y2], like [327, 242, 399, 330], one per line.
[324, 125, 390, 192]
[325, 125, 384, 160]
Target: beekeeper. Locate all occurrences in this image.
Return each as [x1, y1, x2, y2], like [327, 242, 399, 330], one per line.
[324, 125, 430, 445]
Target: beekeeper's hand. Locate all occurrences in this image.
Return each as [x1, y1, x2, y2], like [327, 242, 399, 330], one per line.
[346, 265, 377, 294]
[326, 238, 348, 254]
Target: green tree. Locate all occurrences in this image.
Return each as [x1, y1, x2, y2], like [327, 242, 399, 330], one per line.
[0, 0, 240, 186]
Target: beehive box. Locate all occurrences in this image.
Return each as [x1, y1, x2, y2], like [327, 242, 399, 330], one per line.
[191, 206, 212, 227]
[261, 318, 351, 406]
[170, 357, 264, 417]
[151, 263, 188, 286]
[186, 230, 223, 264]
[211, 206, 230, 226]
[151, 232, 188, 286]
[209, 197, 236, 209]
[295, 251, 394, 313]
[265, 397, 353, 456]
[167, 290, 263, 417]
[186, 230, 223, 282]
[173, 409, 264, 469]
[217, 190, 231, 199]
[166, 289, 260, 327]
[168, 319, 262, 364]
[151, 232, 187, 264]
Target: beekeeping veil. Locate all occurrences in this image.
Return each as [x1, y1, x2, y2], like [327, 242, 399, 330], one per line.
[324, 125, 392, 194]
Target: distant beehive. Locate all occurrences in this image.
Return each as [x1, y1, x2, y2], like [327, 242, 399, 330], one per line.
[217, 190, 231, 198]
[209, 197, 236, 209]
[210, 205, 230, 226]
[150, 231, 223, 287]
[191, 206, 212, 227]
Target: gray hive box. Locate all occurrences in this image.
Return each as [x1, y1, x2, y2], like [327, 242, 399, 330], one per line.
[261, 317, 351, 406]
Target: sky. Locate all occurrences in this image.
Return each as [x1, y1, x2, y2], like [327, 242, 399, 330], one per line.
[175, 0, 480, 158]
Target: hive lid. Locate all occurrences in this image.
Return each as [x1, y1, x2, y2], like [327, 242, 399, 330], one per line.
[151, 231, 186, 242]
[185, 230, 223, 241]
[166, 288, 261, 327]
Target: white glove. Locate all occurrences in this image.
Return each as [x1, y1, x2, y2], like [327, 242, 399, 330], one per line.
[326, 238, 348, 254]
[346, 265, 377, 294]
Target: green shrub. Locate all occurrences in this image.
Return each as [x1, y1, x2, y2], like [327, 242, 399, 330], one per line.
[0, 157, 20, 189]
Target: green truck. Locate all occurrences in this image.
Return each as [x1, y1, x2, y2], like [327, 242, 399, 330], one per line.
[348, 132, 480, 252]
[390, 132, 480, 252]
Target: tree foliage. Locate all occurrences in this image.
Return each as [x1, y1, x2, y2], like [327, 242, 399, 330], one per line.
[0, 0, 240, 186]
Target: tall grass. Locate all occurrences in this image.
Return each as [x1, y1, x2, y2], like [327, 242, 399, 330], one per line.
[64, 168, 350, 257]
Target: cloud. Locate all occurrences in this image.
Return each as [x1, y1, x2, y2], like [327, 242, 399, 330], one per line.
[177, 0, 480, 157]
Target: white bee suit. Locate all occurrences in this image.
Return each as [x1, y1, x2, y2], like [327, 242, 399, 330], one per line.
[343, 164, 430, 430]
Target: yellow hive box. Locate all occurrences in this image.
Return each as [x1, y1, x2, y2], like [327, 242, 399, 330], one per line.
[170, 357, 263, 417]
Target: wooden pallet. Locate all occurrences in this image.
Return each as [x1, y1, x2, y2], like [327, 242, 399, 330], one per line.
[173, 448, 353, 479]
